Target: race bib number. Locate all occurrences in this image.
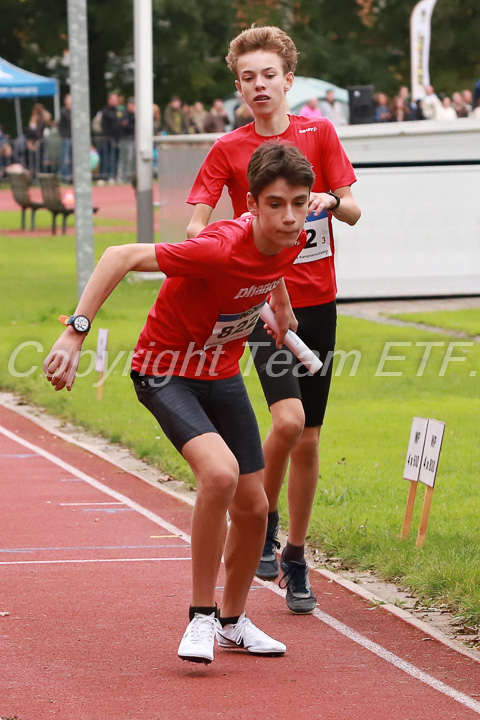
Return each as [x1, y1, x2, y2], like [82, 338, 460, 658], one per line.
[293, 210, 332, 265]
[204, 300, 265, 348]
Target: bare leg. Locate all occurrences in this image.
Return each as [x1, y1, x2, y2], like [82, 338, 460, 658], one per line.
[286, 425, 321, 546]
[262, 398, 304, 512]
[221, 470, 268, 618]
[182, 432, 239, 607]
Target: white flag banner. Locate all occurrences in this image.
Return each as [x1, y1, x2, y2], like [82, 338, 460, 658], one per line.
[410, 0, 438, 102]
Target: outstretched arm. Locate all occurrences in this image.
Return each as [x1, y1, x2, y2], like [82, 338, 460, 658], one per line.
[43, 244, 158, 392]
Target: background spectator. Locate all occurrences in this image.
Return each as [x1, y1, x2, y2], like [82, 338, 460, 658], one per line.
[119, 96, 135, 182]
[374, 92, 391, 122]
[25, 103, 50, 174]
[461, 89, 473, 115]
[389, 95, 412, 122]
[181, 103, 197, 134]
[421, 85, 442, 120]
[398, 85, 420, 116]
[190, 101, 207, 133]
[436, 96, 457, 121]
[163, 96, 187, 135]
[43, 120, 61, 175]
[299, 97, 323, 120]
[320, 89, 347, 126]
[100, 92, 123, 182]
[204, 99, 230, 133]
[0, 125, 13, 177]
[233, 100, 254, 129]
[472, 98, 480, 119]
[153, 104, 162, 135]
[58, 94, 72, 183]
[452, 91, 469, 118]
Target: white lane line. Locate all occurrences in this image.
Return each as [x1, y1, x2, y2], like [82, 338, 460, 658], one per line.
[60, 502, 125, 506]
[263, 580, 480, 715]
[0, 557, 191, 566]
[1, 423, 479, 715]
[0, 424, 191, 544]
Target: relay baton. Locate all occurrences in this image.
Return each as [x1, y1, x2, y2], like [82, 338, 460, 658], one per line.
[259, 303, 323, 374]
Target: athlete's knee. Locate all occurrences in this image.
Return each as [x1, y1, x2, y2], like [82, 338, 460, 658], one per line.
[271, 404, 305, 445]
[293, 426, 321, 462]
[197, 464, 239, 506]
[231, 491, 268, 535]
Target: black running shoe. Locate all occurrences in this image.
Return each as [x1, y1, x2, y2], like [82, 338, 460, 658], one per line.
[256, 520, 281, 580]
[279, 551, 317, 614]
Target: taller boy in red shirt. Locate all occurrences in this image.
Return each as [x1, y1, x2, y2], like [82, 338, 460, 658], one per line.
[187, 26, 361, 615]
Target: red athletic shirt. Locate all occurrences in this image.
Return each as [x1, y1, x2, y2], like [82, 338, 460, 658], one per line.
[188, 115, 356, 307]
[131, 216, 307, 379]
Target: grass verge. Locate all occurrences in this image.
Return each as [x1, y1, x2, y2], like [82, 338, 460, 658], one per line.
[386, 308, 480, 338]
[1, 232, 480, 627]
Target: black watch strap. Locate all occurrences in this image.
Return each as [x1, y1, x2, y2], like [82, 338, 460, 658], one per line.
[327, 191, 341, 211]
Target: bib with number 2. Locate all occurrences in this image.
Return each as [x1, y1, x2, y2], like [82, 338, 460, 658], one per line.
[293, 209, 332, 265]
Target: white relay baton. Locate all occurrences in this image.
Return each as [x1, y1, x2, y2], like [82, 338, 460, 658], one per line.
[259, 303, 323, 374]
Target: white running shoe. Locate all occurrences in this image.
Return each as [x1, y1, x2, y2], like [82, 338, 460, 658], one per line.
[178, 612, 220, 664]
[216, 613, 286, 656]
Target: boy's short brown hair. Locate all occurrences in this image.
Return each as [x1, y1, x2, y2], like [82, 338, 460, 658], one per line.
[247, 141, 314, 200]
[226, 25, 298, 78]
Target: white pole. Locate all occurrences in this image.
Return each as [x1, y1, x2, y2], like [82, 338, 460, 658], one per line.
[134, 0, 154, 243]
[67, 0, 95, 298]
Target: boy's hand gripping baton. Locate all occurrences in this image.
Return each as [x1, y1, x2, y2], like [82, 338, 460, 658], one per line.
[259, 303, 323, 374]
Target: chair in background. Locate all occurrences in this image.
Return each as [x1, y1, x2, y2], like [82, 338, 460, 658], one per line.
[38, 173, 99, 235]
[9, 170, 46, 230]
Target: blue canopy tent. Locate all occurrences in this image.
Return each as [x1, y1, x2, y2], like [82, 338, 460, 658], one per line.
[0, 57, 60, 136]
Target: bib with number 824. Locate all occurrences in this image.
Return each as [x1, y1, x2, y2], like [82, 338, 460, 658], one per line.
[293, 209, 332, 265]
[204, 300, 265, 349]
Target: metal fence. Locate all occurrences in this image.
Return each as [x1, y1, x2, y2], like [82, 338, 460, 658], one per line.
[0, 135, 136, 185]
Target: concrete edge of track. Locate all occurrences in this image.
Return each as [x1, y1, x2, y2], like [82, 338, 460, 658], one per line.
[2, 392, 479, 667]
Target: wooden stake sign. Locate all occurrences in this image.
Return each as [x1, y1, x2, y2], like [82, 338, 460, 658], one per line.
[401, 417, 428, 538]
[95, 328, 109, 400]
[416, 419, 445, 548]
[400, 417, 445, 546]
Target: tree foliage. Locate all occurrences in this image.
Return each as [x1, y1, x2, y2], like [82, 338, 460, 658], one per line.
[1, 0, 479, 132]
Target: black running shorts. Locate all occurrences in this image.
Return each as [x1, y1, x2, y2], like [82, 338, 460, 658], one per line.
[131, 370, 264, 475]
[248, 301, 337, 428]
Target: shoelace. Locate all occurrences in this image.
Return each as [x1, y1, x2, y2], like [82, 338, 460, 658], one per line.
[263, 523, 281, 556]
[188, 614, 219, 644]
[279, 561, 309, 594]
[263, 534, 281, 556]
[224, 615, 253, 646]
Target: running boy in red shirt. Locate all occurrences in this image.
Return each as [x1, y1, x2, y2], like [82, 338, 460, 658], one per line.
[43, 142, 314, 665]
[187, 26, 361, 615]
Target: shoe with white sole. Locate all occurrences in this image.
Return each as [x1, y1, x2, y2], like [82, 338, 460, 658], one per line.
[178, 612, 220, 664]
[217, 613, 286, 656]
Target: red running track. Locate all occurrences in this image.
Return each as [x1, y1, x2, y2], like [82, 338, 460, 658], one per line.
[1, 402, 480, 720]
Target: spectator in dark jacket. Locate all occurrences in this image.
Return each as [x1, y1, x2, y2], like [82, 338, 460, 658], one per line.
[163, 96, 187, 135]
[119, 97, 135, 182]
[100, 92, 123, 182]
[59, 94, 73, 182]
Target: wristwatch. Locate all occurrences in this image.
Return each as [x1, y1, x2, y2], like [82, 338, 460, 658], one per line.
[326, 191, 341, 211]
[58, 314, 92, 333]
